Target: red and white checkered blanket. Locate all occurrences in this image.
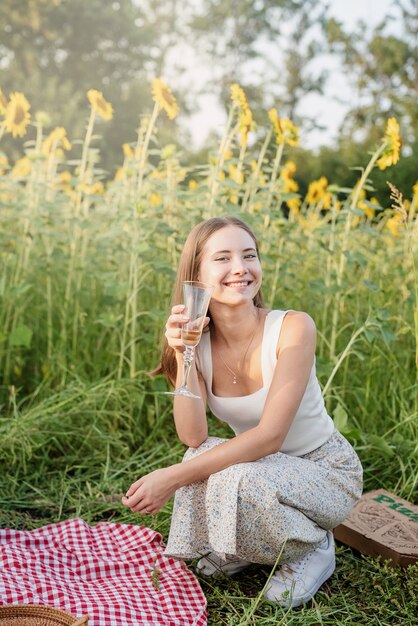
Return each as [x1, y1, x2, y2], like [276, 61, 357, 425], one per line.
[0, 518, 206, 626]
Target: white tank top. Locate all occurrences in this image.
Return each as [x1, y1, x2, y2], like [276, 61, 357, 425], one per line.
[196, 309, 335, 456]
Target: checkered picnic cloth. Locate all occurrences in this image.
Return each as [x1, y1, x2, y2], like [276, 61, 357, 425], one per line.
[0, 518, 207, 626]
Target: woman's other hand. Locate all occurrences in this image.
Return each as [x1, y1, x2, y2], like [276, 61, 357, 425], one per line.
[121, 466, 180, 515]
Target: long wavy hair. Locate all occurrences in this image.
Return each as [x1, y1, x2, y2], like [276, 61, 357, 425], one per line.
[152, 216, 266, 385]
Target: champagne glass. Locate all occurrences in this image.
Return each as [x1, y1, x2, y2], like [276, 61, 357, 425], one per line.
[166, 281, 214, 399]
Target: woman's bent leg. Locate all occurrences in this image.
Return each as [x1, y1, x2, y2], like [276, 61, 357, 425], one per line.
[164, 431, 362, 565]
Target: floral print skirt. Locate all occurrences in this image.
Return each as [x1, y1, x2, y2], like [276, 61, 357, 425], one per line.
[164, 430, 363, 565]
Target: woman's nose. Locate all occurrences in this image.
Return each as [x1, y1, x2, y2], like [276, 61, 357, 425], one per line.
[231, 257, 246, 274]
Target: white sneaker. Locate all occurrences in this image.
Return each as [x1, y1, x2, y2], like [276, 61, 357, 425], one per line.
[264, 531, 336, 608]
[196, 552, 251, 576]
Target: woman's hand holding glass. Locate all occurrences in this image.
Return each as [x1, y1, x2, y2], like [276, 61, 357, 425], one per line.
[165, 304, 193, 353]
[165, 281, 213, 399]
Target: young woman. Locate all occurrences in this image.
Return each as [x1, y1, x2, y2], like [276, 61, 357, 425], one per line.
[122, 216, 363, 608]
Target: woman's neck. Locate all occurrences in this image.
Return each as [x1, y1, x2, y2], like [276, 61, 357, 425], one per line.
[210, 303, 263, 348]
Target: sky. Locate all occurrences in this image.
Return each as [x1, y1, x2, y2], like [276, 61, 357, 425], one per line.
[165, 0, 398, 150]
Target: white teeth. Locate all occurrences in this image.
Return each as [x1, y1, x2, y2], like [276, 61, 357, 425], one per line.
[226, 281, 249, 287]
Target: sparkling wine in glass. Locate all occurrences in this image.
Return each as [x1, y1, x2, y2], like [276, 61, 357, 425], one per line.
[166, 281, 213, 399]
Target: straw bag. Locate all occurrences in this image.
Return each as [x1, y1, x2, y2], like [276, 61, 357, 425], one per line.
[0, 605, 89, 626]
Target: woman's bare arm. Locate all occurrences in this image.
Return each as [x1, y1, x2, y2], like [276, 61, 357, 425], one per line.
[173, 354, 208, 447]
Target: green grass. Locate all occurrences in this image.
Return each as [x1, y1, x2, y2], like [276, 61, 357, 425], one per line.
[0, 377, 417, 625]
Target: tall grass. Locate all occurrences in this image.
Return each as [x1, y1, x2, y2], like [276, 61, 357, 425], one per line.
[0, 86, 417, 624]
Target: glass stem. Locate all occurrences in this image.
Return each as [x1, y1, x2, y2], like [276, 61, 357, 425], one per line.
[181, 346, 195, 389]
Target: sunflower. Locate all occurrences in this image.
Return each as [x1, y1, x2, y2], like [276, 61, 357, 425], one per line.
[377, 117, 401, 170]
[281, 160, 297, 178]
[54, 171, 75, 197]
[306, 176, 332, 208]
[43, 127, 72, 155]
[297, 210, 321, 232]
[268, 109, 299, 147]
[238, 107, 253, 148]
[87, 89, 113, 121]
[229, 163, 244, 185]
[122, 143, 134, 159]
[4, 92, 31, 138]
[287, 197, 301, 215]
[150, 192, 162, 206]
[11, 156, 32, 177]
[0, 153, 9, 175]
[250, 159, 266, 185]
[230, 83, 248, 110]
[114, 167, 126, 182]
[385, 213, 403, 236]
[0, 89, 8, 116]
[151, 78, 179, 120]
[280, 162, 298, 193]
[80, 181, 105, 195]
[358, 196, 379, 219]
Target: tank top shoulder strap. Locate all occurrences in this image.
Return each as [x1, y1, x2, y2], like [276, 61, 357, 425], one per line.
[262, 310, 289, 383]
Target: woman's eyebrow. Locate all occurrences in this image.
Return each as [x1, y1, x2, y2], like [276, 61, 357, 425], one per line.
[211, 247, 256, 255]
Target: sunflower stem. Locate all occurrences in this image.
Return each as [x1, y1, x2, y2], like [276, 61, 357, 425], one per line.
[265, 142, 285, 213]
[320, 201, 338, 359]
[329, 141, 387, 361]
[242, 128, 272, 213]
[117, 104, 160, 380]
[75, 107, 96, 216]
[207, 103, 238, 217]
[135, 102, 160, 204]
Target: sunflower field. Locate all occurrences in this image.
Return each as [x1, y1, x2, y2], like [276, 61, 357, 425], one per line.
[0, 80, 417, 625]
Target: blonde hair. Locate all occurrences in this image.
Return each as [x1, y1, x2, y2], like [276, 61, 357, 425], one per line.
[152, 216, 266, 385]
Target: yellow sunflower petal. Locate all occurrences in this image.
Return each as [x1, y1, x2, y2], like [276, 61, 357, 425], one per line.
[150, 192, 162, 206]
[122, 143, 134, 159]
[0, 152, 9, 175]
[0, 89, 8, 116]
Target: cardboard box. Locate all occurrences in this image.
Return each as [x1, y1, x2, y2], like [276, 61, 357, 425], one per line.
[333, 489, 418, 567]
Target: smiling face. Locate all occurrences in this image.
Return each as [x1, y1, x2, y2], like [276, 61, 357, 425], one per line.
[198, 225, 262, 306]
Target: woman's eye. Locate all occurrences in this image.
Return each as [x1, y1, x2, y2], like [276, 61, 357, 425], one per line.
[215, 256, 229, 262]
[244, 254, 257, 259]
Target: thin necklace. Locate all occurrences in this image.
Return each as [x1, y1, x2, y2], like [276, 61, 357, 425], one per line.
[213, 309, 260, 385]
